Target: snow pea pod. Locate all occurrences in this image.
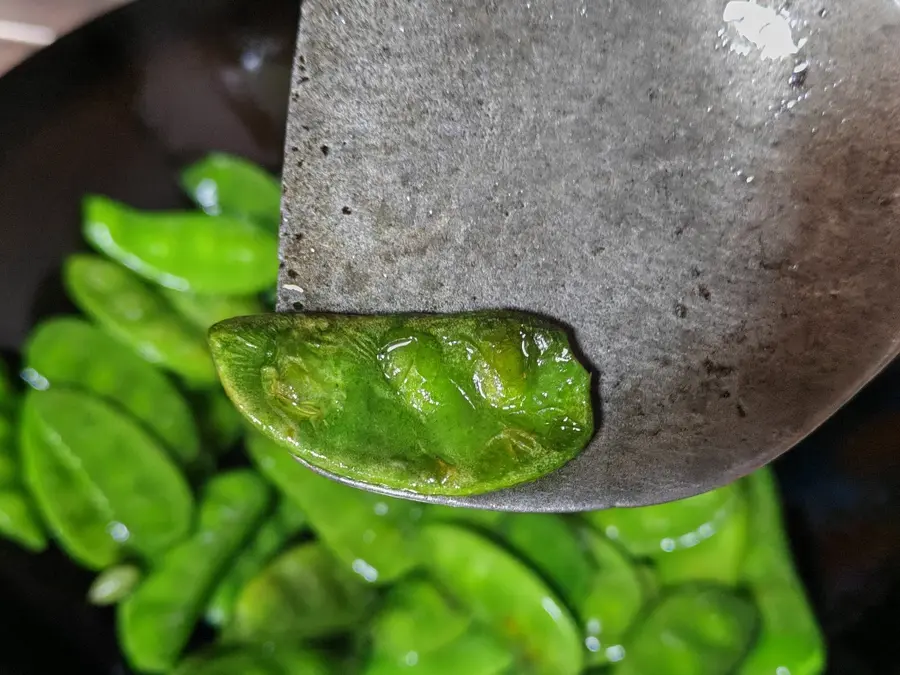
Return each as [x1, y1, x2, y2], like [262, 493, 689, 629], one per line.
[210, 312, 592, 496]
[119, 470, 272, 673]
[64, 254, 216, 385]
[88, 564, 142, 606]
[370, 579, 470, 659]
[737, 469, 825, 675]
[364, 631, 513, 675]
[228, 542, 378, 644]
[577, 526, 649, 667]
[0, 489, 47, 552]
[652, 484, 750, 586]
[495, 514, 593, 606]
[247, 431, 422, 584]
[585, 482, 742, 557]
[20, 405, 121, 569]
[161, 288, 263, 332]
[205, 497, 309, 627]
[180, 153, 282, 233]
[83, 195, 278, 295]
[173, 645, 333, 675]
[611, 585, 758, 675]
[422, 523, 583, 675]
[22, 388, 193, 559]
[23, 317, 200, 466]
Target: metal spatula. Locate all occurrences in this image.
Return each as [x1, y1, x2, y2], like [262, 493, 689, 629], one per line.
[278, 0, 900, 511]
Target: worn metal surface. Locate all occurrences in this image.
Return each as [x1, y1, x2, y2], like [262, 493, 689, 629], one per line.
[279, 0, 900, 511]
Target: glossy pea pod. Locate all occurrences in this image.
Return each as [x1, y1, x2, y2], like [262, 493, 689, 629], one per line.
[119, 470, 272, 673]
[422, 522, 584, 675]
[83, 195, 278, 295]
[23, 317, 201, 466]
[611, 585, 759, 675]
[585, 481, 745, 563]
[64, 254, 216, 385]
[246, 431, 422, 584]
[21, 388, 193, 565]
[736, 468, 825, 675]
[369, 578, 471, 660]
[226, 542, 378, 644]
[210, 312, 592, 496]
[173, 645, 334, 675]
[364, 632, 514, 675]
[180, 153, 282, 233]
[576, 525, 651, 667]
[0, 380, 46, 552]
[205, 497, 309, 627]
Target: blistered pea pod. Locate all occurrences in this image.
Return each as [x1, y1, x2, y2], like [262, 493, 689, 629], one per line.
[209, 312, 592, 496]
[180, 153, 282, 233]
[364, 632, 514, 675]
[736, 468, 825, 675]
[246, 431, 423, 585]
[83, 196, 278, 295]
[23, 317, 201, 467]
[422, 523, 584, 675]
[20, 388, 193, 565]
[611, 585, 759, 675]
[64, 254, 216, 386]
[118, 470, 272, 673]
[226, 542, 378, 644]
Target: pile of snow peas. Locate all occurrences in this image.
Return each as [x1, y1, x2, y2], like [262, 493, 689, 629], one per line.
[0, 154, 824, 674]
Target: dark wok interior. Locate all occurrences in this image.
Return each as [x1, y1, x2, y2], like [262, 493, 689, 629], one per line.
[0, 1, 897, 672]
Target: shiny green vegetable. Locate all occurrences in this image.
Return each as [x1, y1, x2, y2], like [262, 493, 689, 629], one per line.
[497, 514, 593, 606]
[423, 523, 583, 675]
[206, 497, 308, 627]
[21, 408, 121, 568]
[173, 645, 333, 675]
[83, 195, 278, 295]
[653, 485, 749, 586]
[247, 431, 422, 584]
[228, 542, 378, 643]
[369, 579, 470, 659]
[364, 631, 513, 675]
[65, 254, 216, 385]
[22, 388, 193, 559]
[88, 564, 142, 605]
[577, 527, 648, 667]
[611, 585, 758, 675]
[161, 288, 263, 332]
[180, 153, 282, 232]
[737, 469, 825, 675]
[210, 311, 593, 496]
[585, 483, 742, 557]
[0, 489, 47, 552]
[23, 317, 200, 465]
[119, 470, 272, 673]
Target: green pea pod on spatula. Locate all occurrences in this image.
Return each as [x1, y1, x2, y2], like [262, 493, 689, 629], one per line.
[210, 311, 593, 496]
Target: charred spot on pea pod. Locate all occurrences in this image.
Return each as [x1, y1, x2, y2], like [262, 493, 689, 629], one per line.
[209, 311, 594, 496]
